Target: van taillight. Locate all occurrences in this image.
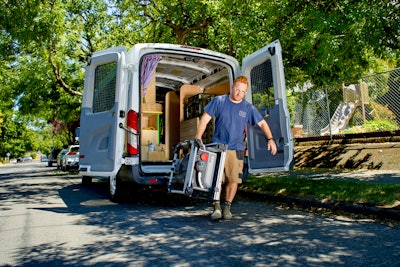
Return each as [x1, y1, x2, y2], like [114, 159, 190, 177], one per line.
[127, 110, 139, 155]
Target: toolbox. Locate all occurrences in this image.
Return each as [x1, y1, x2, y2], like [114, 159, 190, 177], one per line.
[184, 93, 216, 120]
[168, 140, 227, 201]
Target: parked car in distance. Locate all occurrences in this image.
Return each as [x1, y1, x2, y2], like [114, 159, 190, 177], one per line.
[57, 149, 67, 170]
[61, 145, 80, 171]
[15, 156, 32, 163]
[23, 157, 33, 162]
[48, 148, 61, 167]
[41, 155, 48, 162]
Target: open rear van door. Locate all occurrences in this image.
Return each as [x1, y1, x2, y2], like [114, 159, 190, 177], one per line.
[79, 47, 128, 176]
[241, 40, 294, 173]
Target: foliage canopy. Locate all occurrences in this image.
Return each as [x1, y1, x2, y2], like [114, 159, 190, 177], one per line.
[0, 0, 398, 158]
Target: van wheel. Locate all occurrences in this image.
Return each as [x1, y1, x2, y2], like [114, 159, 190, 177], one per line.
[82, 176, 92, 185]
[109, 175, 130, 203]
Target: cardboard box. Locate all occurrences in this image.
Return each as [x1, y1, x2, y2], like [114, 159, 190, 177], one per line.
[142, 129, 159, 145]
[148, 151, 167, 161]
[141, 145, 148, 161]
[142, 74, 156, 103]
[142, 103, 162, 113]
[141, 145, 167, 161]
[148, 114, 159, 129]
[142, 114, 159, 129]
[180, 117, 214, 143]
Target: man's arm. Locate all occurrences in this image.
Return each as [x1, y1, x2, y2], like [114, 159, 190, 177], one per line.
[195, 112, 212, 140]
[258, 120, 277, 155]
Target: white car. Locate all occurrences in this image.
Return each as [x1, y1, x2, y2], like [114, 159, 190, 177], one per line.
[61, 145, 80, 171]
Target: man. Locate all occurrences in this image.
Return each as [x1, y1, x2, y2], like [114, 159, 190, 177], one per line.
[195, 76, 277, 220]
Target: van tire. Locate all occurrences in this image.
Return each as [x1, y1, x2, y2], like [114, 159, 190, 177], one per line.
[82, 176, 92, 185]
[109, 175, 130, 203]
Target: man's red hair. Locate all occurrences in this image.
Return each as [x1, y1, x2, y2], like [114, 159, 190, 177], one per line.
[234, 76, 248, 86]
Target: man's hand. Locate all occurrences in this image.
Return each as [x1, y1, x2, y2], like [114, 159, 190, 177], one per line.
[258, 120, 277, 155]
[195, 138, 204, 149]
[268, 139, 277, 155]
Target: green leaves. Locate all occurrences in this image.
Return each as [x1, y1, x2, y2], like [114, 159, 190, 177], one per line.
[274, 1, 398, 87]
[0, 111, 37, 158]
[0, 0, 398, 157]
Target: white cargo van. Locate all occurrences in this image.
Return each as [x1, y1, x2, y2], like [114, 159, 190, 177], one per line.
[79, 40, 293, 202]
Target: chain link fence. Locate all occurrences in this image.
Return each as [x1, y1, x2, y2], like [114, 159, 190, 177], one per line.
[290, 68, 400, 139]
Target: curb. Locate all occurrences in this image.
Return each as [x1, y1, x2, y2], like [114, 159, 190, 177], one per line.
[238, 189, 400, 223]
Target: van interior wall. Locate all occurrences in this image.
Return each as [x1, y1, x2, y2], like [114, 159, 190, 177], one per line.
[204, 81, 230, 95]
[165, 91, 180, 159]
[141, 74, 166, 161]
[162, 82, 230, 161]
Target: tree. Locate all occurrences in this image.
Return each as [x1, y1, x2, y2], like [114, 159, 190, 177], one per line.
[0, 110, 38, 158]
[270, 1, 399, 88]
[0, 0, 116, 145]
[0, 0, 398, 155]
[126, 0, 398, 86]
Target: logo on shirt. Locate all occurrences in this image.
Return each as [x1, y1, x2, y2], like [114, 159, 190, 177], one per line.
[239, 110, 247, 118]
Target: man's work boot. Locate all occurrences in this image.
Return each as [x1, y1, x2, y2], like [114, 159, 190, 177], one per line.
[223, 202, 232, 220]
[211, 202, 222, 220]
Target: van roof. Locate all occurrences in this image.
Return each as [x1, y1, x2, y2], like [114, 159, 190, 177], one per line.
[155, 53, 230, 90]
[128, 43, 239, 91]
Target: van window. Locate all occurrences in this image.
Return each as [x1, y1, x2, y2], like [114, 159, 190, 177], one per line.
[250, 59, 274, 116]
[93, 62, 117, 113]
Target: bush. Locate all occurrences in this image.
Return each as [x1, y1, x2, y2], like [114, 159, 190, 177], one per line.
[362, 120, 398, 132]
[343, 120, 398, 134]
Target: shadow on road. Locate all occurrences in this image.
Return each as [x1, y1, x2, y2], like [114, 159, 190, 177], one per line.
[2, 165, 399, 267]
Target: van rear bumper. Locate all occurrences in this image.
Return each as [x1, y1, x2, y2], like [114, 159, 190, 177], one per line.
[118, 164, 170, 186]
[79, 164, 170, 186]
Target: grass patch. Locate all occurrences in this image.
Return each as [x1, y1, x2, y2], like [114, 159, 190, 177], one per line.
[242, 174, 400, 206]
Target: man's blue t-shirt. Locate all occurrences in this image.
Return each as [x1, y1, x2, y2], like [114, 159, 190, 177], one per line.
[204, 94, 264, 150]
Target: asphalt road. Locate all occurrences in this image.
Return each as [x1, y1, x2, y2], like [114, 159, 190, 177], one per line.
[1, 162, 399, 266]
